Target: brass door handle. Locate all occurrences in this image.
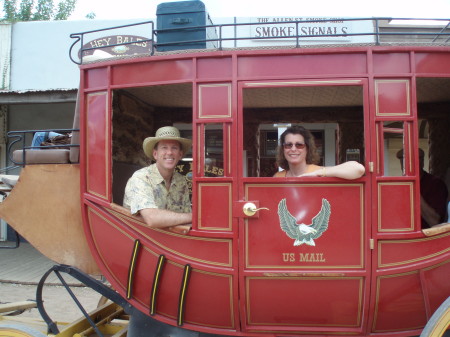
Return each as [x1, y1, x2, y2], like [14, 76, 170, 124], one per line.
[243, 202, 269, 216]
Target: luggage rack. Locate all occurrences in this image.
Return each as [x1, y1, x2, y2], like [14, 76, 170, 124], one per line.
[69, 17, 450, 65]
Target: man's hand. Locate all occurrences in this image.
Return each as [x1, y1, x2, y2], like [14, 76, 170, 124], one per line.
[168, 224, 192, 235]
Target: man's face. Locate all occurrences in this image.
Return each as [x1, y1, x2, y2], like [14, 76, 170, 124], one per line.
[153, 140, 183, 172]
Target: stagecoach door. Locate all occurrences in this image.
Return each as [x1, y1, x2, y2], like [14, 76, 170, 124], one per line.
[236, 79, 371, 334]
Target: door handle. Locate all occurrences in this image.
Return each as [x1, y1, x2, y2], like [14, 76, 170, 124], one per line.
[243, 202, 269, 216]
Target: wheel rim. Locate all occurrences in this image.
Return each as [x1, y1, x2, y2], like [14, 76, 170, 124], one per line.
[0, 324, 47, 337]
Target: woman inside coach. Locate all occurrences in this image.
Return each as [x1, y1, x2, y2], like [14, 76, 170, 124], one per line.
[273, 125, 365, 180]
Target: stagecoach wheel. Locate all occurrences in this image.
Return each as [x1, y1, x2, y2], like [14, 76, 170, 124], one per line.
[0, 323, 47, 337]
[421, 297, 450, 337]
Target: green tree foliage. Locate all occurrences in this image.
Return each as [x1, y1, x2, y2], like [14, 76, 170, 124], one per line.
[19, 0, 33, 20]
[1, 0, 77, 22]
[2, 0, 17, 20]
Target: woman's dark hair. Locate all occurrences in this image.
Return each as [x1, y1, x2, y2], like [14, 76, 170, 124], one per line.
[276, 125, 319, 170]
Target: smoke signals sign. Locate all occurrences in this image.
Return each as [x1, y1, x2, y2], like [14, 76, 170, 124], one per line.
[246, 17, 375, 45]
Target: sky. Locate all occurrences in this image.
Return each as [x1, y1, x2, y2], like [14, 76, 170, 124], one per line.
[68, 0, 450, 21]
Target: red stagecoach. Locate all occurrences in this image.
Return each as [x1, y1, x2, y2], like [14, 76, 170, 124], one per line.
[0, 6, 449, 337]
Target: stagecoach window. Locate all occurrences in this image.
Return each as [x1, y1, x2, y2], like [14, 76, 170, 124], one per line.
[204, 123, 224, 177]
[416, 118, 448, 187]
[416, 77, 450, 226]
[242, 84, 365, 177]
[382, 121, 405, 177]
[416, 78, 450, 191]
[111, 83, 193, 204]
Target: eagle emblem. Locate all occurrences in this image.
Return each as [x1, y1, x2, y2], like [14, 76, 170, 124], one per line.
[278, 198, 331, 246]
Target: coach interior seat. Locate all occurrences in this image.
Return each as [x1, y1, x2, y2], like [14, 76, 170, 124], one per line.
[12, 148, 71, 164]
[11, 94, 80, 165]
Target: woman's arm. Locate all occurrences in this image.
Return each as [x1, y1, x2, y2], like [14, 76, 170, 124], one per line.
[301, 161, 365, 180]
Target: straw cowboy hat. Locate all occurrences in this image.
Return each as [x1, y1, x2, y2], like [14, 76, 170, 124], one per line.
[143, 126, 192, 160]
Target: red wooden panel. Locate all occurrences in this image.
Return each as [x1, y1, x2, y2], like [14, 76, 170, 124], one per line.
[86, 92, 109, 200]
[237, 53, 367, 77]
[155, 264, 235, 328]
[106, 208, 233, 267]
[375, 79, 411, 117]
[198, 84, 231, 118]
[88, 205, 236, 328]
[246, 277, 363, 327]
[378, 232, 450, 268]
[373, 53, 411, 74]
[197, 57, 232, 79]
[184, 270, 235, 328]
[112, 59, 193, 85]
[198, 183, 232, 231]
[245, 184, 364, 269]
[423, 260, 450, 313]
[130, 246, 159, 309]
[84, 67, 108, 89]
[87, 207, 134, 294]
[373, 272, 427, 332]
[155, 261, 185, 319]
[378, 182, 414, 232]
[415, 52, 450, 74]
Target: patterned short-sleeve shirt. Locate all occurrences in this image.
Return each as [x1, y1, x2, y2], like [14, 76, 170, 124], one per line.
[123, 164, 191, 215]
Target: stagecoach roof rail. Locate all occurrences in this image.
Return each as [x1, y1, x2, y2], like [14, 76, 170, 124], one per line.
[432, 20, 450, 42]
[154, 17, 450, 49]
[69, 17, 450, 65]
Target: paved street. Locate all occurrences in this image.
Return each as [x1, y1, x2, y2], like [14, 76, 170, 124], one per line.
[0, 242, 83, 285]
[0, 242, 102, 323]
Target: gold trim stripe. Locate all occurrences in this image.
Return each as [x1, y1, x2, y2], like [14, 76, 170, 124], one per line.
[88, 206, 236, 329]
[177, 264, 192, 326]
[245, 80, 362, 87]
[372, 270, 423, 332]
[228, 124, 231, 174]
[378, 232, 450, 267]
[374, 79, 410, 117]
[246, 276, 363, 327]
[244, 183, 365, 269]
[197, 124, 201, 174]
[376, 123, 380, 175]
[408, 123, 412, 173]
[88, 207, 134, 291]
[108, 208, 233, 267]
[198, 84, 232, 119]
[126, 239, 141, 299]
[377, 182, 414, 232]
[86, 92, 110, 200]
[150, 255, 166, 315]
[198, 183, 232, 231]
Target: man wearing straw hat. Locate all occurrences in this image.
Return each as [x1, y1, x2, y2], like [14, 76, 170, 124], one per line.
[124, 126, 192, 235]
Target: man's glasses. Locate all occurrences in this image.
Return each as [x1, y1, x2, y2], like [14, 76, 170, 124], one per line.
[283, 142, 306, 150]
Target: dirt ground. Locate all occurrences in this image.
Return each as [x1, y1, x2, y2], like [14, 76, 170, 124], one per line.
[0, 282, 102, 323]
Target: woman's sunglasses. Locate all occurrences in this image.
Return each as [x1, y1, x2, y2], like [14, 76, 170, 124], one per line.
[283, 142, 306, 150]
